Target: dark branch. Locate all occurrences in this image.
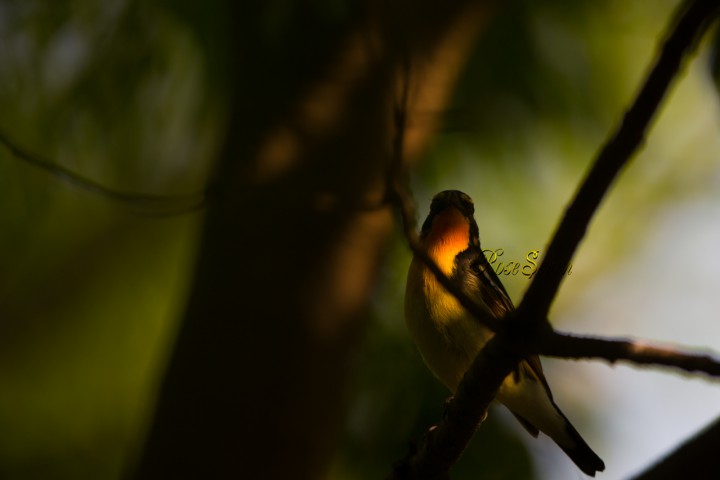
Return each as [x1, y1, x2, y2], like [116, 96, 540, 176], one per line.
[389, 1, 720, 478]
[516, 0, 720, 325]
[538, 331, 720, 378]
[391, 333, 523, 480]
[629, 416, 720, 480]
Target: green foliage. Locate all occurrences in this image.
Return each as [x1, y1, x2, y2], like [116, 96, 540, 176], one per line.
[0, 1, 212, 477]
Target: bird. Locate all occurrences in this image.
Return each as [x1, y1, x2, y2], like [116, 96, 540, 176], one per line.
[404, 190, 604, 477]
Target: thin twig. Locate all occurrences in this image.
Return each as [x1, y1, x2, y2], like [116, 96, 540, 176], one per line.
[387, 39, 501, 333]
[0, 127, 207, 215]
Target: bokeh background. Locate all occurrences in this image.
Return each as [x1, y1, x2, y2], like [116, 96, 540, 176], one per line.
[1, 0, 719, 479]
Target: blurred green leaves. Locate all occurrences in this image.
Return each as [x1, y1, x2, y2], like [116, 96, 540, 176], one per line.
[0, 213, 198, 479]
[1, 0, 211, 478]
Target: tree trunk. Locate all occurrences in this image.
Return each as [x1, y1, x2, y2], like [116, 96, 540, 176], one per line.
[132, 2, 490, 478]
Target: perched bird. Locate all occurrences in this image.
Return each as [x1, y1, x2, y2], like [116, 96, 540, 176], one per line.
[404, 190, 604, 477]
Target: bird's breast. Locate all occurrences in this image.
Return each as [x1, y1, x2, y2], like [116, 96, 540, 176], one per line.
[405, 256, 491, 391]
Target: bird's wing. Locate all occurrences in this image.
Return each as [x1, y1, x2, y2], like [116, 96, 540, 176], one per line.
[454, 248, 553, 396]
[453, 246, 513, 319]
[461, 247, 514, 316]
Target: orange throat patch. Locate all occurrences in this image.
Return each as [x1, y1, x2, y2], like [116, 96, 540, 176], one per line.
[423, 208, 470, 276]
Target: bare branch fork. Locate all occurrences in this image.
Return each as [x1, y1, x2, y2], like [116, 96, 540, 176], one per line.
[389, 0, 720, 478]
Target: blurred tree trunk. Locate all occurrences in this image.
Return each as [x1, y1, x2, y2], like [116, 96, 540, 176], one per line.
[132, 1, 492, 478]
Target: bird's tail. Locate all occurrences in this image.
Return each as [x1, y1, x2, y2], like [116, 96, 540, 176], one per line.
[552, 404, 605, 477]
[499, 361, 605, 476]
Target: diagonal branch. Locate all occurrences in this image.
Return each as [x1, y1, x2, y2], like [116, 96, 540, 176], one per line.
[628, 415, 720, 479]
[390, 333, 522, 480]
[389, 1, 720, 478]
[400, 228, 503, 333]
[516, 0, 720, 326]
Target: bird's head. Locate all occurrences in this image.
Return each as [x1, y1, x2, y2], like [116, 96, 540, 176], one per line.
[419, 190, 480, 273]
